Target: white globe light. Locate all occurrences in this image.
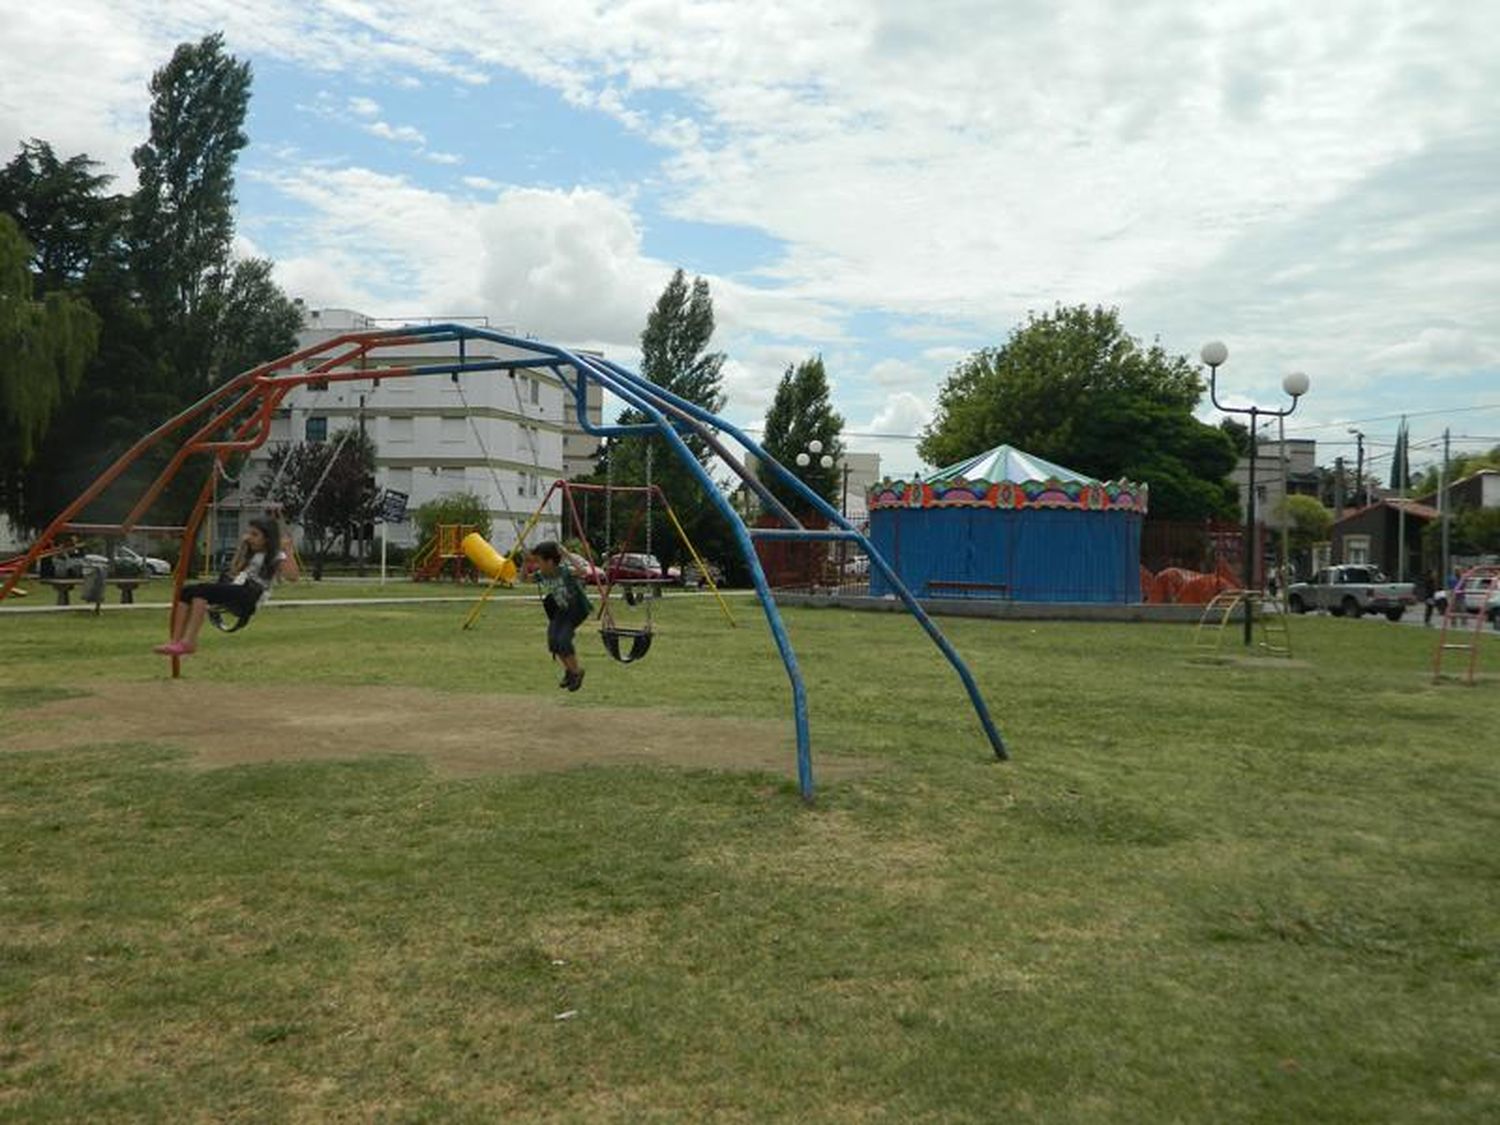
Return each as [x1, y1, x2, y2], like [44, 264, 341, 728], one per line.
[820, 454, 834, 469]
[795, 452, 811, 467]
[808, 440, 823, 454]
[1282, 370, 1310, 397]
[1200, 341, 1228, 367]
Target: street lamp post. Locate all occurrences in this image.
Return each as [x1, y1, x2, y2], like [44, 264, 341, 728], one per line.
[795, 441, 836, 586]
[1201, 341, 1311, 647]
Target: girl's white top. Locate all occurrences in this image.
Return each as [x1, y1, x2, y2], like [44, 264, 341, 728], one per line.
[232, 550, 287, 604]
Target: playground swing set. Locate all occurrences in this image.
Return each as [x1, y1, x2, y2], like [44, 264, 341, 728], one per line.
[0, 323, 1007, 802]
[458, 434, 736, 664]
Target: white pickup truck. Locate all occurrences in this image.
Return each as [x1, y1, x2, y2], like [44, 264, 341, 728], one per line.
[1286, 565, 1418, 621]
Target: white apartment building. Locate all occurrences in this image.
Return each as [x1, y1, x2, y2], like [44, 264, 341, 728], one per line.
[231, 309, 591, 551]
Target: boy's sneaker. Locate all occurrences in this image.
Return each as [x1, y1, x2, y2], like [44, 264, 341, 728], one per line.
[566, 669, 585, 692]
[558, 672, 573, 689]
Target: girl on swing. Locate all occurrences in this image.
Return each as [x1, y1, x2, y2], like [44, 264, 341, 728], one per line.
[527, 540, 590, 691]
[153, 516, 299, 656]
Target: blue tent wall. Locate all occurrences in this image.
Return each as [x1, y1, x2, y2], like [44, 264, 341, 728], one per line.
[868, 507, 1142, 603]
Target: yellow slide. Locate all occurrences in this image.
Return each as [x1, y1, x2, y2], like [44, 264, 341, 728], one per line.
[461, 533, 518, 584]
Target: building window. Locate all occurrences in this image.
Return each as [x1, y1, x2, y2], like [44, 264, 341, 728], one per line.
[387, 416, 413, 444]
[306, 416, 328, 443]
[440, 416, 466, 444]
[1345, 535, 1370, 565]
[530, 377, 540, 405]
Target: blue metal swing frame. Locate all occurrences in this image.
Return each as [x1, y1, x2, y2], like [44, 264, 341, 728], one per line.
[5, 321, 1007, 800]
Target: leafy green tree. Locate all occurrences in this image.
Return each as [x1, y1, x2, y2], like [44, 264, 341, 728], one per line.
[609, 268, 728, 562]
[412, 491, 493, 548]
[0, 215, 101, 523]
[253, 428, 379, 573]
[0, 141, 124, 292]
[760, 355, 845, 513]
[1411, 444, 1500, 498]
[919, 305, 1238, 520]
[130, 32, 252, 388]
[1452, 507, 1500, 555]
[1276, 494, 1334, 555]
[215, 258, 302, 379]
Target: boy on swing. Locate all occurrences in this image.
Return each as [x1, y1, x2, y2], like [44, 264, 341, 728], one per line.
[528, 541, 590, 691]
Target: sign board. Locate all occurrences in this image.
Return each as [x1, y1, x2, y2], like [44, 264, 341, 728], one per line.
[379, 489, 409, 523]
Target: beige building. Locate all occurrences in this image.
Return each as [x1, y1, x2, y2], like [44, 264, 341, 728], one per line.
[1228, 438, 1320, 529]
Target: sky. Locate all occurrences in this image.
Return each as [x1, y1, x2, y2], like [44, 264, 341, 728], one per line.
[2, 0, 1497, 481]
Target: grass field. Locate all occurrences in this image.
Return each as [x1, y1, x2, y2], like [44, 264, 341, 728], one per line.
[1, 592, 1496, 1122]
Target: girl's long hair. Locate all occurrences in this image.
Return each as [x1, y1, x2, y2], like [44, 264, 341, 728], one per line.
[233, 516, 283, 581]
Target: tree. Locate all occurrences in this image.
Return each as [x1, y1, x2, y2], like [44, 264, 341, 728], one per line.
[130, 33, 252, 388]
[609, 268, 728, 562]
[1277, 494, 1334, 553]
[214, 258, 302, 379]
[1388, 419, 1409, 491]
[254, 428, 379, 573]
[0, 215, 101, 522]
[1411, 443, 1500, 498]
[413, 491, 493, 550]
[919, 305, 1239, 520]
[0, 140, 124, 292]
[1452, 507, 1500, 556]
[1219, 417, 1251, 457]
[760, 355, 845, 512]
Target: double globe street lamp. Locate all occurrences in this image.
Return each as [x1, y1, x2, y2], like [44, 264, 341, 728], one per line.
[1200, 341, 1311, 647]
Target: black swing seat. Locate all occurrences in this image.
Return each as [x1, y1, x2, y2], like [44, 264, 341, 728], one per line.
[208, 601, 257, 633]
[207, 572, 261, 633]
[601, 626, 653, 663]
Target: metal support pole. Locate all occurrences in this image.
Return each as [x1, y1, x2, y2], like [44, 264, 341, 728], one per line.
[1245, 407, 1258, 646]
[1440, 428, 1451, 582]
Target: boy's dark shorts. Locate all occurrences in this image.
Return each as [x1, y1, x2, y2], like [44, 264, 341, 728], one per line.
[547, 613, 582, 657]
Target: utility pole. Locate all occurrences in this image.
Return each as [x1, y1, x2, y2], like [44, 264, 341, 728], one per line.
[1333, 456, 1346, 520]
[1348, 429, 1365, 508]
[1440, 428, 1451, 581]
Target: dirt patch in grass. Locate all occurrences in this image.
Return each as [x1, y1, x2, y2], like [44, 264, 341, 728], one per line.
[0, 680, 871, 781]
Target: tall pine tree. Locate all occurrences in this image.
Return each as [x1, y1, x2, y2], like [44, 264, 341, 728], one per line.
[760, 356, 845, 513]
[606, 269, 727, 561]
[130, 32, 252, 390]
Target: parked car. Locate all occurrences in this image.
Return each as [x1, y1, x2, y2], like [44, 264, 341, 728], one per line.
[114, 545, 171, 576]
[1286, 565, 1417, 621]
[603, 552, 681, 584]
[39, 546, 106, 579]
[1431, 574, 1500, 628]
[679, 559, 726, 588]
[562, 549, 604, 585]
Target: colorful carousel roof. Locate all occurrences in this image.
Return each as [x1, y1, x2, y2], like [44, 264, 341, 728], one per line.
[868, 443, 1148, 514]
[925, 444, 1096, 486]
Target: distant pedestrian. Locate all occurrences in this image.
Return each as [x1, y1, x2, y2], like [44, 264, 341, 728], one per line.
[1420, 569, 1439, 625]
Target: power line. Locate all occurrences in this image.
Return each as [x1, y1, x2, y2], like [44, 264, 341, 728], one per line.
[1284, 401, 1500, 434]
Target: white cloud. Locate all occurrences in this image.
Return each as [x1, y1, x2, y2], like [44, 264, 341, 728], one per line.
[3, 0, 1496, 444]
[461, 175, 501, 191]
[365, 120, 426, 146]
[424, 150, 463, 164]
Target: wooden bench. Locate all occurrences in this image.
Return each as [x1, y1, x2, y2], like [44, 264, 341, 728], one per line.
[40, 578, 147, 606]
[925, 580, 1010, 599]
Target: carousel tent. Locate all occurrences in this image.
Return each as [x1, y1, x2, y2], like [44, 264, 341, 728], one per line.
[867, 444, 1148, 603]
